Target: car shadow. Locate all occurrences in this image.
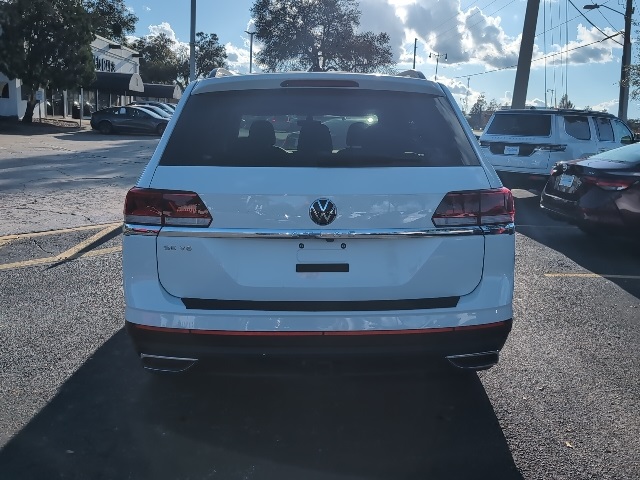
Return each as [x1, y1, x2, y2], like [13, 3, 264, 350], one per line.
[0, 330, 522, 480]
[515, 194, 640, 300]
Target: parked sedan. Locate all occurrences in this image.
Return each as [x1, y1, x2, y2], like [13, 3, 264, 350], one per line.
[540, 142, 640, 235]
[131, 104, 172, 119]
[90, 106, 169, 136]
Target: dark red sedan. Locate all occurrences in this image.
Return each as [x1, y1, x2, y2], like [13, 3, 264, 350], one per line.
[540, 142, 640, 235]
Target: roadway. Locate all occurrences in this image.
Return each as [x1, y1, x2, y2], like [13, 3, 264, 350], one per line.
[0, 130, 638, 479]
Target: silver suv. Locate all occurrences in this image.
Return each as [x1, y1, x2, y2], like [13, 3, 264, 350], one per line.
[479, 109, 634, 181]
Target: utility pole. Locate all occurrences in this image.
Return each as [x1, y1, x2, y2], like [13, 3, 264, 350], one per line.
[429, 52, 447, 81]
[620, 0, 632, 121]
[189, 0, 196, 83]
[584, 1, 633, 120]
[245, 31, 255, 73]
[512, 0, 540, 108]
[413, 38, 417, 69]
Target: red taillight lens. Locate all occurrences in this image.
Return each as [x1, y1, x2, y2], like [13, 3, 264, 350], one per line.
[124, 187, 212, 227]
[432, 188, 515, 227]
[581, 176, 635, 191]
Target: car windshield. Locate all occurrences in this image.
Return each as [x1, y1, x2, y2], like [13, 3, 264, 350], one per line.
[590, 142, 640, 164]
[159, 88, 478, 167]
[486, 113, 552, 137]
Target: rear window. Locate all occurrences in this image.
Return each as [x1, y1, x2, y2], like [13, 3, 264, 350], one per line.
[159, 89, 479, 167]
[486, 113, 551, 137]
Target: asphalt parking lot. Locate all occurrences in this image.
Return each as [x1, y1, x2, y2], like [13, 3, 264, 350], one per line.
[0, 130, 638, 479]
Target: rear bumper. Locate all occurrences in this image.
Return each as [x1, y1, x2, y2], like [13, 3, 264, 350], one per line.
[540, 189, 626, 229]
[125, 320, 513, 372]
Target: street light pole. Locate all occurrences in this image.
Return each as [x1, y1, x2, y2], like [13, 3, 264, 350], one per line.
[413, 38, 417, 69]
[429, 52, 447, 81]
[189, 0, 196, 83]
[245, 31, 255, 73]
[584, 1, 633, 120]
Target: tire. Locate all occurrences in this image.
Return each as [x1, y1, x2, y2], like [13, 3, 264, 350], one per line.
[157, 123, 166, 136]
[98, 121, 112, 135]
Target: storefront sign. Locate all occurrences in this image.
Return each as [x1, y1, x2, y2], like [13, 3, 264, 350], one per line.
[94, 56, 116, 73]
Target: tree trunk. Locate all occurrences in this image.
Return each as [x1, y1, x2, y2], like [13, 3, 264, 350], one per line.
[22, 100, 37, 123]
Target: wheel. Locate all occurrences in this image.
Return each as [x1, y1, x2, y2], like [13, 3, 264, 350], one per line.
[98, 121, 112, 134]
[157, 123, 166, 136]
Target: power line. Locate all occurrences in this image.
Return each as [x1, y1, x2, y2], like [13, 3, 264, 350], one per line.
[452, 30, 623, 79]
[566, 0, 623, 46]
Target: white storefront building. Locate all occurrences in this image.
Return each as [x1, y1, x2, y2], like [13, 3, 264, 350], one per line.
[0, 35, 181, 120]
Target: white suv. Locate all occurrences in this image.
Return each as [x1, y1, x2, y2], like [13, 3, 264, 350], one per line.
[122, 69, 515, 374]
[479, 108, 634, 180]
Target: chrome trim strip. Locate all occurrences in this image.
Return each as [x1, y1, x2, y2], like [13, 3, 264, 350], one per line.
[158, 223, 515, 239]
[123, 223, 161, 236]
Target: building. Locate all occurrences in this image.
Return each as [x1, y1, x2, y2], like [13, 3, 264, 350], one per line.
[0, 35, 181, 120]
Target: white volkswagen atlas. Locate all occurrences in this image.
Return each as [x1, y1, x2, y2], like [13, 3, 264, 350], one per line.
[122, 69, 515, 374]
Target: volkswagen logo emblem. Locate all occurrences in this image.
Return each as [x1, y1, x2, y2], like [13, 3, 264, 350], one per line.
[309, 198, 337, 226]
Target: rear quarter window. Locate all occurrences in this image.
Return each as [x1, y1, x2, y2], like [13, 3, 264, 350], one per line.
[159, 88, 479, 168]
[564, 116, 591, 140]
[594, 117, 614, 142]
[486, 113, 551, 136]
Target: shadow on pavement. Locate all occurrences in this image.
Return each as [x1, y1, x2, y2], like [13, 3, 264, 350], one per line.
[0, 329, 522, 480]
[515, 194, 640, 300]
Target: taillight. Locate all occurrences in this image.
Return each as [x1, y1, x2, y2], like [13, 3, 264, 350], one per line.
[581, 176, 636, 191]
[432, 188, 515, 227]
[124, 187, 212, 227]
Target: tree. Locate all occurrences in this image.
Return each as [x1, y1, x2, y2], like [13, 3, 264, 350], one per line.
[469, 94, 487, 129]
[469, 94, 487, 116]
[131, 33, 179, 85]
[486, 98, 500, 113]
[558, 93, 574, 109]
[175, 32, 227, 90]
[250, 0, 394, 73]
[0, 0, 95, 123]
[83, 0, 138, 42]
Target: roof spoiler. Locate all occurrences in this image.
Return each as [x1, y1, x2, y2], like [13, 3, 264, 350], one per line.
[207, 68, 239, 79]
[396, 69, 427, 80]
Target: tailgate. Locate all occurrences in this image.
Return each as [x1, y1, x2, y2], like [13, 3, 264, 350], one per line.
[151, 166, 490, 303]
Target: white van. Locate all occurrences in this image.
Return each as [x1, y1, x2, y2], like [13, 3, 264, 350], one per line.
[479, 109, 634, 180]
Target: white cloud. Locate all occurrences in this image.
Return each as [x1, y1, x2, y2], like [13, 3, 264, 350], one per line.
[225, 42, 255, 74]
[145, 23, 189, 53]
[591, 99, 617, 112]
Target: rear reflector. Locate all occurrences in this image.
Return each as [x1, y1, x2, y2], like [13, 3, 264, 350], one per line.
[581, 176, 635, 191]
[124, 187, 212, 227]
[432, 188, 515, 227]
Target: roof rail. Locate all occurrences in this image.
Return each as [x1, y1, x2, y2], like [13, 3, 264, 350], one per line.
[207, 68, 238, 79]
[397, 69, 427, 80]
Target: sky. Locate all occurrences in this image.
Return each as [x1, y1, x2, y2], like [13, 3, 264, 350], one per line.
[123, 0, 639, 119]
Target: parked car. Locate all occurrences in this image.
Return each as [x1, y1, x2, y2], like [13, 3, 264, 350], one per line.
[540, 142, 640, 235]
[122, 68, 515, 375]
[130, 104, 172, 119]
[479, 109, 635, 184]
[128, 101, 175, 116]
[90, 106, 168, 135]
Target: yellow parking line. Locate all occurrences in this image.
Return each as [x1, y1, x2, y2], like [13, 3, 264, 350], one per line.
[0, 224, 123, 271]
[0, 222, 122, 242]
[545, 273, 640, 280]
[54, 223, 121, 262]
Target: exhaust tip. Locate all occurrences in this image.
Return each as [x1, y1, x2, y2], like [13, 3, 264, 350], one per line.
[140, 354, 198, 373]
[446, 351, 499, 371]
